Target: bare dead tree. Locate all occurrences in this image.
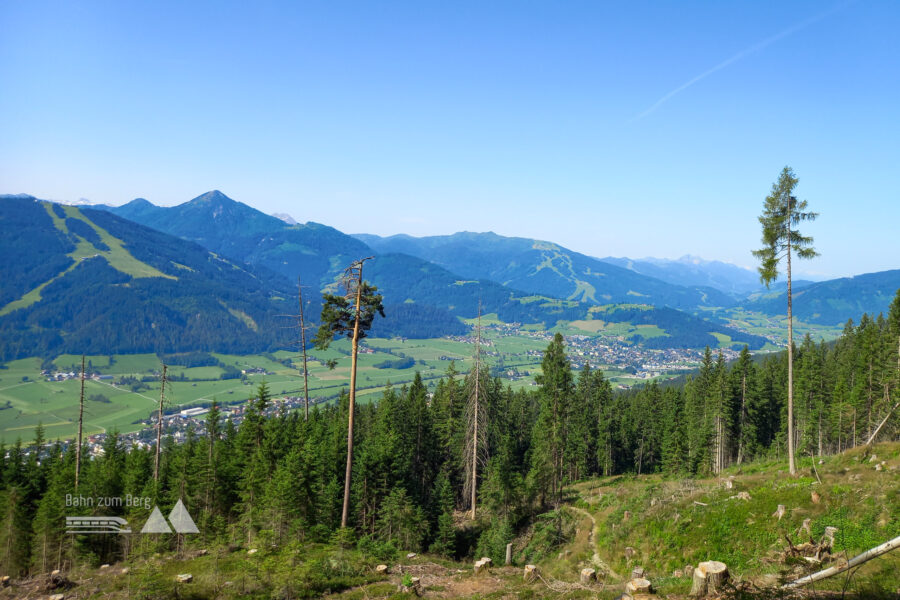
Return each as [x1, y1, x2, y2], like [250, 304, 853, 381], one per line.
[75, 355, 85, 490]
[154, 364, 168, 482]
[297, 277, 312, 420]
[463, 303, 488, 520]
[277, 278, 317, 419]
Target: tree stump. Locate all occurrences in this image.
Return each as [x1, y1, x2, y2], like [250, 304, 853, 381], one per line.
[811, 491, 821, 504]
[690, 561, 728, 597]
[624, 546, 636, 559]
[821, 527, 838, 550]
[737, 491, 751, 501]
[800, 518, 812, 537]
[524, 564, 538, 582]
[684, 564, 694, 577]
[673, 569, 684, 578]
[630, 566, 645, 580]
[773, 505, 786, 521]
[580, 568, 597, 584]
[625, 578, 652, 594]
[474, 557, 492, 574]
[176, 573, 193, 583]
[375, 564, 389, 574]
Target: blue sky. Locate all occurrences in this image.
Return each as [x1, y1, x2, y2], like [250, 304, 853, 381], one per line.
[2, 1, 898, 278]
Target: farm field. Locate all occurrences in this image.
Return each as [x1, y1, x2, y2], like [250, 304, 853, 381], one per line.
[0, 320, 740, 443]
[0, 331, 568, 443]
[697, 307, 845, 348]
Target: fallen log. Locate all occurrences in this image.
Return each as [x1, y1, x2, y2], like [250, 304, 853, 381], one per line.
[865, 400, 899, 446]
[782, 534, 900, 589]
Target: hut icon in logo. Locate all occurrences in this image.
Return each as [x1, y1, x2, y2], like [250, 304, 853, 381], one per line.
[141, 499, 199, 534]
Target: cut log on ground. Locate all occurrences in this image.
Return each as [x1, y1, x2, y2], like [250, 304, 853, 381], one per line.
[783, 533, 900, 589]
[625, 577, 652, 594]
[690, 560, 728, 597]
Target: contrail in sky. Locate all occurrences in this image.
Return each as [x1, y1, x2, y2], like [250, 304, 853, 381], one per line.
[630, 2, 855, 122]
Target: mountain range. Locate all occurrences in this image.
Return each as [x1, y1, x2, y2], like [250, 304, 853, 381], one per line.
[2, 189, 898, 360]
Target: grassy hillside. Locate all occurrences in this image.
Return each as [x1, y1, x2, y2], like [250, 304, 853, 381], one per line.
[570, 443, 900, 595]
[0, 196, 297, 361]
[5, 443, 896, 599]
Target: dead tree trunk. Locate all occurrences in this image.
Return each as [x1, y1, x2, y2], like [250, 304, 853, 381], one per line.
[341, 260, 368, 529]
[154, 364, 167, 482]
[465, 304, 485, 520]
[787, 226, 796, 476]
[783, 534, 900, 589]
[737, 372, 747, 465]
[298, 277, 311, 421]
[865, 398, 898, 447]
[75, 355, 85, 490]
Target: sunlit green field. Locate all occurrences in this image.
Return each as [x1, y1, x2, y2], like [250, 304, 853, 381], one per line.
[1, 307, 793, 444]
[0, 332, 557, 443]
[695, 307, 844, 348]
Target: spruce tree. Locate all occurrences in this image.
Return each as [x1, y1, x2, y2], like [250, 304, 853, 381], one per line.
[752, 166, 819, 475]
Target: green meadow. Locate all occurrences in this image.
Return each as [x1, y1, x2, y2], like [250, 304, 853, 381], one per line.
[0, 332, 557, 443]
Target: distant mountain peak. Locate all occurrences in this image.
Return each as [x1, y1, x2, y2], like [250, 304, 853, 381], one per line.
[123, 197, 154, 208]
[190, 190, 234, 205]
[272, 212, 297, 225]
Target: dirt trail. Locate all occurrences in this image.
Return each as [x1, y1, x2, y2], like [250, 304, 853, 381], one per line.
[565, 504, 621, 581]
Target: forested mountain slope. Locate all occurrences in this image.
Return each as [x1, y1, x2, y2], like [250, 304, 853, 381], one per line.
[0, 196, 293, 360]
[98, 191, 371, 291]
[97, 193, 766, 348]
[354, 231, 735, 309]
[743, 269, 900, 325]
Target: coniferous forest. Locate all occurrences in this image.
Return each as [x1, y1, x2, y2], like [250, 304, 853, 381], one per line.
[1, 291, 898, 592]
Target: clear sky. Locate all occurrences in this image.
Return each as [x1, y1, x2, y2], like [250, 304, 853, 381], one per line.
[2, 1, 898, 278]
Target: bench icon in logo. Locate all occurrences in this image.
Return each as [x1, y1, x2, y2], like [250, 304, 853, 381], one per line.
[141, 499, 199, 534]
